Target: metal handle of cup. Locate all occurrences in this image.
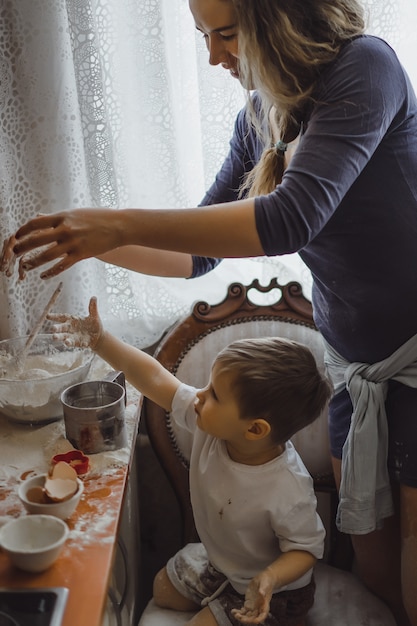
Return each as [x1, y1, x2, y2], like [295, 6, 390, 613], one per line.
[103, 371, 127, 406]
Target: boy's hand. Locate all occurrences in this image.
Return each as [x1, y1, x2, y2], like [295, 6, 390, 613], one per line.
[231, 570, 275, 624]
[48, 296, 103, 350]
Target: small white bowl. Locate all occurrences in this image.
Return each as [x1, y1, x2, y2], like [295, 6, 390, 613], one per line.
[0, 514, 69, 573]
[18, 473, 84, 520]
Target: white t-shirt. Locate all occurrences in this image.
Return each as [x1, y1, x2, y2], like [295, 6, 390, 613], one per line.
[171, 383, 325, 594]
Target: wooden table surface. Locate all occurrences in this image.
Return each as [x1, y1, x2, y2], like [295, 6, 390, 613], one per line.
[0, 362, 141, 626]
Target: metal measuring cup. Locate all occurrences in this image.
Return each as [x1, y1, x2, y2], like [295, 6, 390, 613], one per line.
[61, 373, 127, 454]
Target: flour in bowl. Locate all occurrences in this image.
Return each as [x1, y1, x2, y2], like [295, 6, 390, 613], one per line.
[0, 351, 87, 381]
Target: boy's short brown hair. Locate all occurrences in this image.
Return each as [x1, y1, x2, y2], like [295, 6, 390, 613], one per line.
[215, 337, 333, 444]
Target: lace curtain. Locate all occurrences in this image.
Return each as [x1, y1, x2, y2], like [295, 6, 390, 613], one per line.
[1, 0, 416, 347]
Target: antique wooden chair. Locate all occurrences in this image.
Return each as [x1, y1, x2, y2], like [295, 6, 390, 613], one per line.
[138, 279, 395, 626]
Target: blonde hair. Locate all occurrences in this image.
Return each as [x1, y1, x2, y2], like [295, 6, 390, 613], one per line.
[215, 337, 333, 445]
[233, 0, 366, 197]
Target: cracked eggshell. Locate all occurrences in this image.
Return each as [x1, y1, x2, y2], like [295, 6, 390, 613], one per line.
[44, 461, 79, 502]
[18, 473, 84, 520]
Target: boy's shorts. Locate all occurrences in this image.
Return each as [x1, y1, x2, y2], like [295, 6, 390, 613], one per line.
[166, 543, 315, 626]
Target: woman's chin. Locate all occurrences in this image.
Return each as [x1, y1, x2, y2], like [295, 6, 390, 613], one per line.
[233, 71, 254, 91]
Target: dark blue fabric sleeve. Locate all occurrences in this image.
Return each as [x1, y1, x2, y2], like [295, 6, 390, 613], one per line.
[190, 255, 222, 278]
[251, 36, 417, 363]
[254, 36, 412, 255]
[190, 97, 263, 278]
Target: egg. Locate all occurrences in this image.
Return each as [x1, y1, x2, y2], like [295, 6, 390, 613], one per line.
[44, 461, 79, 502]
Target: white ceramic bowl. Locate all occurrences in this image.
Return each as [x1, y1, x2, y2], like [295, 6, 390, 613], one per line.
[0, 514, 69, 573]
[0, 334, 94, 424]
[18, 473, 84, 520]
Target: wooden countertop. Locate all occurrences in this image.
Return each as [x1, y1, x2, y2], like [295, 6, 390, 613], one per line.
[0, 362, 141, 626]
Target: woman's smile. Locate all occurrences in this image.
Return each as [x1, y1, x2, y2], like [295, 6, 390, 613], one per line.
[189, 0, 240, 79]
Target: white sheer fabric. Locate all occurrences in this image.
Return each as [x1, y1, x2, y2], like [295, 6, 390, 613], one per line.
[0, 0, 416, 346]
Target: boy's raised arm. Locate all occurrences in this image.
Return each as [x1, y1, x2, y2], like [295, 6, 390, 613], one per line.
[48, 296, 180, 411]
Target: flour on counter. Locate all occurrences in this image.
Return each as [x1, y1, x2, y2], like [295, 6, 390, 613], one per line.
[0, 402, 138, 480]
[69, 507, 117, 546]
[0, 355, 141, 552]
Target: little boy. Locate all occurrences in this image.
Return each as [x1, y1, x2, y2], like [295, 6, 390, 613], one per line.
[49, 297, 332, 626]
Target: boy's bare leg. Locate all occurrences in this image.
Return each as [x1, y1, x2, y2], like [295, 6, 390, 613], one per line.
[153, 566, 200, 612]
[332, 458, 412, 626]
[187, 606, 219, 625]
[153, 567, 218, 624]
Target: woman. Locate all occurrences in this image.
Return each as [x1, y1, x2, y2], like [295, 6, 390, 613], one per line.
[2, 1, 417, 623]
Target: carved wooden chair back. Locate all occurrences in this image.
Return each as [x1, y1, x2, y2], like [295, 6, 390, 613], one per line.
[138, 279, 395, 626]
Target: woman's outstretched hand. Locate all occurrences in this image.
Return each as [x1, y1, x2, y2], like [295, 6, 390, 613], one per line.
[0, 209, 124, 279]
[48, 296, 103, 350]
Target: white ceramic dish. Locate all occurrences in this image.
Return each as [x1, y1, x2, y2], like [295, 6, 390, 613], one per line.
[0, 334, 94, 424]
[18, 473, 84, 520]
[0, 514, 69, 573]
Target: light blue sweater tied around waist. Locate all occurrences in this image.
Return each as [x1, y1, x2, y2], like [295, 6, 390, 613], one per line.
[323, 334, 417, 535]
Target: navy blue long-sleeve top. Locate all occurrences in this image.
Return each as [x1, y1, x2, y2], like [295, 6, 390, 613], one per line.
[193, 36, 417, 364]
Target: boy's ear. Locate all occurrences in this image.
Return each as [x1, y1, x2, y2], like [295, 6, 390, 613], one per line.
[245, 418, 271, 440]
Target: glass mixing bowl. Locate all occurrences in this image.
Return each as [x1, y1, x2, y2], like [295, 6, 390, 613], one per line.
[0, 334, 94, 425]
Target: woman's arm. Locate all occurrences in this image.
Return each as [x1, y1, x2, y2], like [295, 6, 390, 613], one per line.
[1, 99, 259, 281]
[3, 198, 262, 279]
[95, 101, 257, 280]
[97, 246, 194, 278]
